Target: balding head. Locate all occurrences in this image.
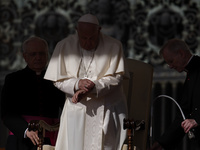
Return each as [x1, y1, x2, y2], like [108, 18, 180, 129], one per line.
[159, 38, 192, 72]
[22, 36, 49, 73]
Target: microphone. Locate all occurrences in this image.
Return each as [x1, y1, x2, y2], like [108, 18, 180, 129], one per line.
[188, 130, 195, 139]
[155, 95, 195, 139]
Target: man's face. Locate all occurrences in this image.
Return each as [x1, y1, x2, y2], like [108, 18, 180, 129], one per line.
[77, 22, 100, 50]
[162, 49, 187, 73]
[23, 40, 48, 72]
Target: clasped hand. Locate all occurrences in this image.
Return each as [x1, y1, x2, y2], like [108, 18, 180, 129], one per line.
[78, 79, 95, 91]
[72, 79, 95, 103]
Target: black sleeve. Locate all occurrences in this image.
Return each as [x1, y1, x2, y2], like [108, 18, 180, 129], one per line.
[157, 116, 185, 149]
[1, 75, 28, 140]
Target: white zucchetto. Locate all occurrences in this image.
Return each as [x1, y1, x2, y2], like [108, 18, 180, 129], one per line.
[78, 14, 99, 25]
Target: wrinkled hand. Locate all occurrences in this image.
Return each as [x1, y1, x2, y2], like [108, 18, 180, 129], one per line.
[149, 141, 162, 150]
[181, 119, 198, 133]
[26, 130, 39, 145]
[79, 79, 95, 92]
[72, 89, 87, 103]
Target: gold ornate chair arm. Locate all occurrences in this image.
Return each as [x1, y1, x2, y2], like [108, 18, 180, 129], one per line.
[28, 120, 59, 150]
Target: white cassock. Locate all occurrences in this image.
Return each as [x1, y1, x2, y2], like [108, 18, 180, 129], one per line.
[44, 33, 129, 150]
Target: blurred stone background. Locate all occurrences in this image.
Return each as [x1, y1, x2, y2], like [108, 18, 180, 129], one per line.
[0, 0, 200, 149]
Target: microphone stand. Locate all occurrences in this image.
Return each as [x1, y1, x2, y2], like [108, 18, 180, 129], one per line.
[154, 95, 195, 139]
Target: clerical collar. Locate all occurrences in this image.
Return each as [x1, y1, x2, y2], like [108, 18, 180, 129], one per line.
[186, 55, 193, 66]
[184, 55, 193, 72]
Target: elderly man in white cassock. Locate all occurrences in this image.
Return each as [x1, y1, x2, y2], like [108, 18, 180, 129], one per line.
[44, 13, 128, 150]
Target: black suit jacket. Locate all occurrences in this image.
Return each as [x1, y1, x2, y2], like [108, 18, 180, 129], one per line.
[1, 66, 65, 150]
[157, 56, 200, 149]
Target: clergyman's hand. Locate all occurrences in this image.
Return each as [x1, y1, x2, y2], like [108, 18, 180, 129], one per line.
[149, 141, 162, 150]
[26, 130, 39, 145]
[181, 119, 198, 133]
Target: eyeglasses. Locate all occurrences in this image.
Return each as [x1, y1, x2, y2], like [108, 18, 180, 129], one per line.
[25, 52, 47, 57]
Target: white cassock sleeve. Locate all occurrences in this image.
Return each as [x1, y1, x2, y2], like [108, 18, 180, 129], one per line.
[92, 74, 123, 98]
[53, 73, 123, 99]
[54, 78, 79, 97]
